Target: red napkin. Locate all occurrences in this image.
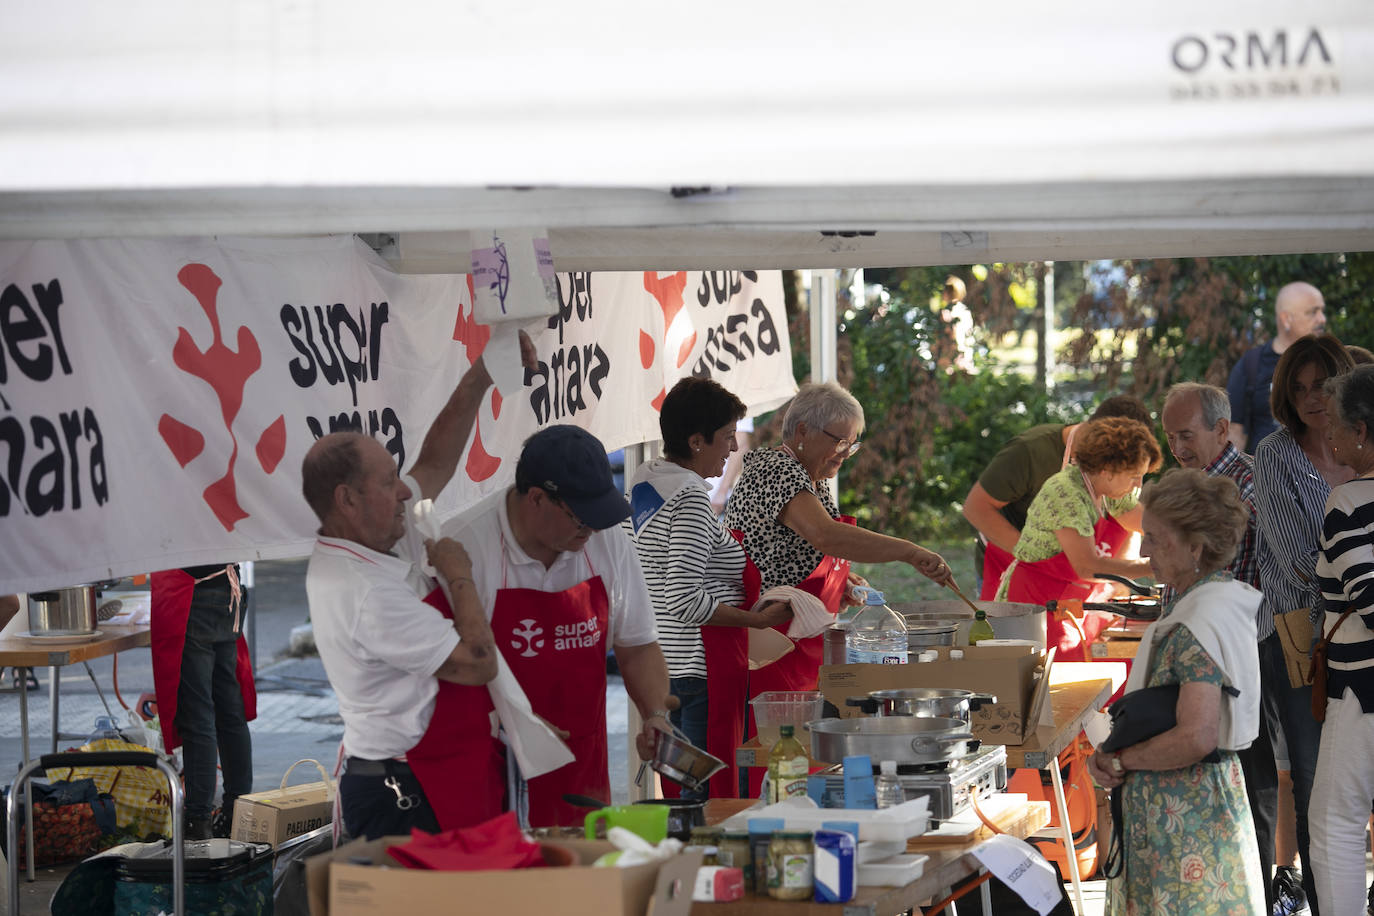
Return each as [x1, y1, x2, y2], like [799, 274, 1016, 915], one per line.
[386, 811, 548, 871]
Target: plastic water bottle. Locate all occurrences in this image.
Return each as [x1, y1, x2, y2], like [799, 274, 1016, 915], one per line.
[87, 715, 122, 743]
[845, 589, 908, 664]
[874, 760, 905, 809]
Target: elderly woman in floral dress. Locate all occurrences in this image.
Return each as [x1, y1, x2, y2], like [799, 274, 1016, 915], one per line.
[1088, 468, 1265, 915]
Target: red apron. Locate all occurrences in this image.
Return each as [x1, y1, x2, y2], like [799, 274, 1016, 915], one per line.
[661, 530, 762, 800]
[403, 584, 506, 830]
[745, 516, 854, 796]
[979, 543, 1015, 602]
[1002, 513, 1132, 662]
[491, 556, 610, 828]
[149, 569, 257, 752]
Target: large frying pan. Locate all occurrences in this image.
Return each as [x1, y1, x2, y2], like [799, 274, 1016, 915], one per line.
[805, 716, 979, 765]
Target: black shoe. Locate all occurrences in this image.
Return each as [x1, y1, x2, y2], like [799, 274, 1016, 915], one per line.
[1366, 878, 1373, 916]
[211, 804, 234, 838]
[185, 815, 212, 841]
[1272, 866, 1310, 916]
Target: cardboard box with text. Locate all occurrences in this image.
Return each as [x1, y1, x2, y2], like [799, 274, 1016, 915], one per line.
[306, 836, 701, 916]
[231, 781, 334, 848]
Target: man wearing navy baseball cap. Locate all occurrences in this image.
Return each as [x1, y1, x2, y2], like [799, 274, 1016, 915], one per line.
[446, 424, 673, 828]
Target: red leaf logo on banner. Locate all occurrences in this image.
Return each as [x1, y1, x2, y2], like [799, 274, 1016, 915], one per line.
[158, 416, 205, 467]
[642, 271, 691, 404]
[455, 274, 504, 482]
[643, 271, 688, 329]
[157, 263, 286, 531]
[639, 329, 655, 369]
[456, 275, 492, 358]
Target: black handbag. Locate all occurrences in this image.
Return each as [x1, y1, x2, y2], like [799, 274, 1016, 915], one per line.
[1100, 684, 1181, 753]
[1098, 684, 1226, 878]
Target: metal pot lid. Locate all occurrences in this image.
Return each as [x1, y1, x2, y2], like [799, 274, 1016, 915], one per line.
[867, 687, 980, 702]
[904, 619, 960, 633]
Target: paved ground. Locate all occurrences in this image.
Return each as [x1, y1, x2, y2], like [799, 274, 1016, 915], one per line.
[0, 558, 634, 912]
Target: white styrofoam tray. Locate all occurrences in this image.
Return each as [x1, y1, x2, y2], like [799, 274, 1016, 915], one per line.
[859, 852, 928, 887]
[718, 797, 931, 843]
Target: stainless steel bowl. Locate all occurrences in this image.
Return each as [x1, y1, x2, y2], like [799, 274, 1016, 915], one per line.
[647, 728, 726, 792]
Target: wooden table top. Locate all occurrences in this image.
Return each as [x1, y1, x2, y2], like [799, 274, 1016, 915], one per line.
[1002, 670, 1114, 769]
[0, 624, 151, 668]
[697, 797, 1051, 916]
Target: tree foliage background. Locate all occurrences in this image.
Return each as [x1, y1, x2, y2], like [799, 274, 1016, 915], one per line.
[763, 253, 1374, 543]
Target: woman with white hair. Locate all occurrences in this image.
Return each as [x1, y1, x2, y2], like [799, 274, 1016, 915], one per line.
[1310, 364, 1374, 914]
[1087, 468, 1264, 915]
[725, 382, 953, 706]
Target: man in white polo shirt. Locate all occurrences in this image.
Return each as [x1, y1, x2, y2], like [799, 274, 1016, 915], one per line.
[304, 337, 531, 839]
[446, 425, 673, 829]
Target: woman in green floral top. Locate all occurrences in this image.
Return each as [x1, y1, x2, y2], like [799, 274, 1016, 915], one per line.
[1088, 469, 1266, 915]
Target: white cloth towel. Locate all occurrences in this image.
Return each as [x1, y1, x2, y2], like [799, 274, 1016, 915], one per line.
[751, 585, 836, 640]
[412, 500, 575, 778]
[1121, 578, 1262, 752]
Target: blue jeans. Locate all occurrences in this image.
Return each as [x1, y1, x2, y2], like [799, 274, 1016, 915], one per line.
[1259, 631, 1323, 914]
[669, 676, 709, 801]
[175, 588, 253, 821]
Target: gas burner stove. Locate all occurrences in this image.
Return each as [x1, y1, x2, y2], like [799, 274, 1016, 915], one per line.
[815, 743, 1008, 823]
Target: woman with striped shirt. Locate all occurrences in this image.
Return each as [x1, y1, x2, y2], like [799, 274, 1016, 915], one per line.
[627, 378, 792, 799]
[1311, 364, 1374, 914]
[1253, 332, 1355, 915]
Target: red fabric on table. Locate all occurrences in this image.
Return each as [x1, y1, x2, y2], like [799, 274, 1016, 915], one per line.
[386, 812, 547, 871]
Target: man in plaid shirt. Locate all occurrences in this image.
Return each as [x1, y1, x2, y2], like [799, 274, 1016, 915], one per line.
[1160, 381, 1273, 906]
[1161, 383, 1260, 586]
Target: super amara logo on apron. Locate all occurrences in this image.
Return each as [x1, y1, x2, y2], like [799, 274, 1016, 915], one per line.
[508, 617, 602, 656]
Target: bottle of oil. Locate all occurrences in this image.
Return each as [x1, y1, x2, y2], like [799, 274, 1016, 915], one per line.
[968, 608, 996, 645]
[767, 725, 809, 803]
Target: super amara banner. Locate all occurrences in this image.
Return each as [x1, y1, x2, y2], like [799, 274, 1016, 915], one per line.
[0, 235, 794, 593]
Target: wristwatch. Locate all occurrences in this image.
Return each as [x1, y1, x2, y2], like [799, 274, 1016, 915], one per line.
[647, 709, 671, 723]
[1108, 752, 1126, 776]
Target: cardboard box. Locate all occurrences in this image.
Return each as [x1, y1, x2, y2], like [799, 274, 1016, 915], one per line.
[231, 780, 334, 847]
[818, 645, 1051, 745]
[306, 836, 702, 916]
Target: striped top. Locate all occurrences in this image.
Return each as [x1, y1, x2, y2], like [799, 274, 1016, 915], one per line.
[1253, 428, 1331, 640]
[1316, 478, 1374, 711]
[627, 459, 747, 679]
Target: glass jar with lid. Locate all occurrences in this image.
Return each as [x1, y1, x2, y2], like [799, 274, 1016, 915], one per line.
[767, 830, 814, 900]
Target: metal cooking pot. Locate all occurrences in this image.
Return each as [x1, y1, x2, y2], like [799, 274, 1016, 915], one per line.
[905, 619, 959, 650]
[892, 600, 1047, 648]
[27, 586, 98, 636]
[846, 687, 997, 723]
[634, 798, 707, 840]
[805, 716, 978, 765]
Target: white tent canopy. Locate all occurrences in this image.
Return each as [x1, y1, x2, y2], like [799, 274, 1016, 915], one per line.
[3, 0, 1373, 267]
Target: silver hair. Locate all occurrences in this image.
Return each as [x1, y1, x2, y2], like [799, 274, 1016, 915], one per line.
[781, 382, 865, 440]
[1164, 382, 1231, 429]
[1325, 365, 1374, 435]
